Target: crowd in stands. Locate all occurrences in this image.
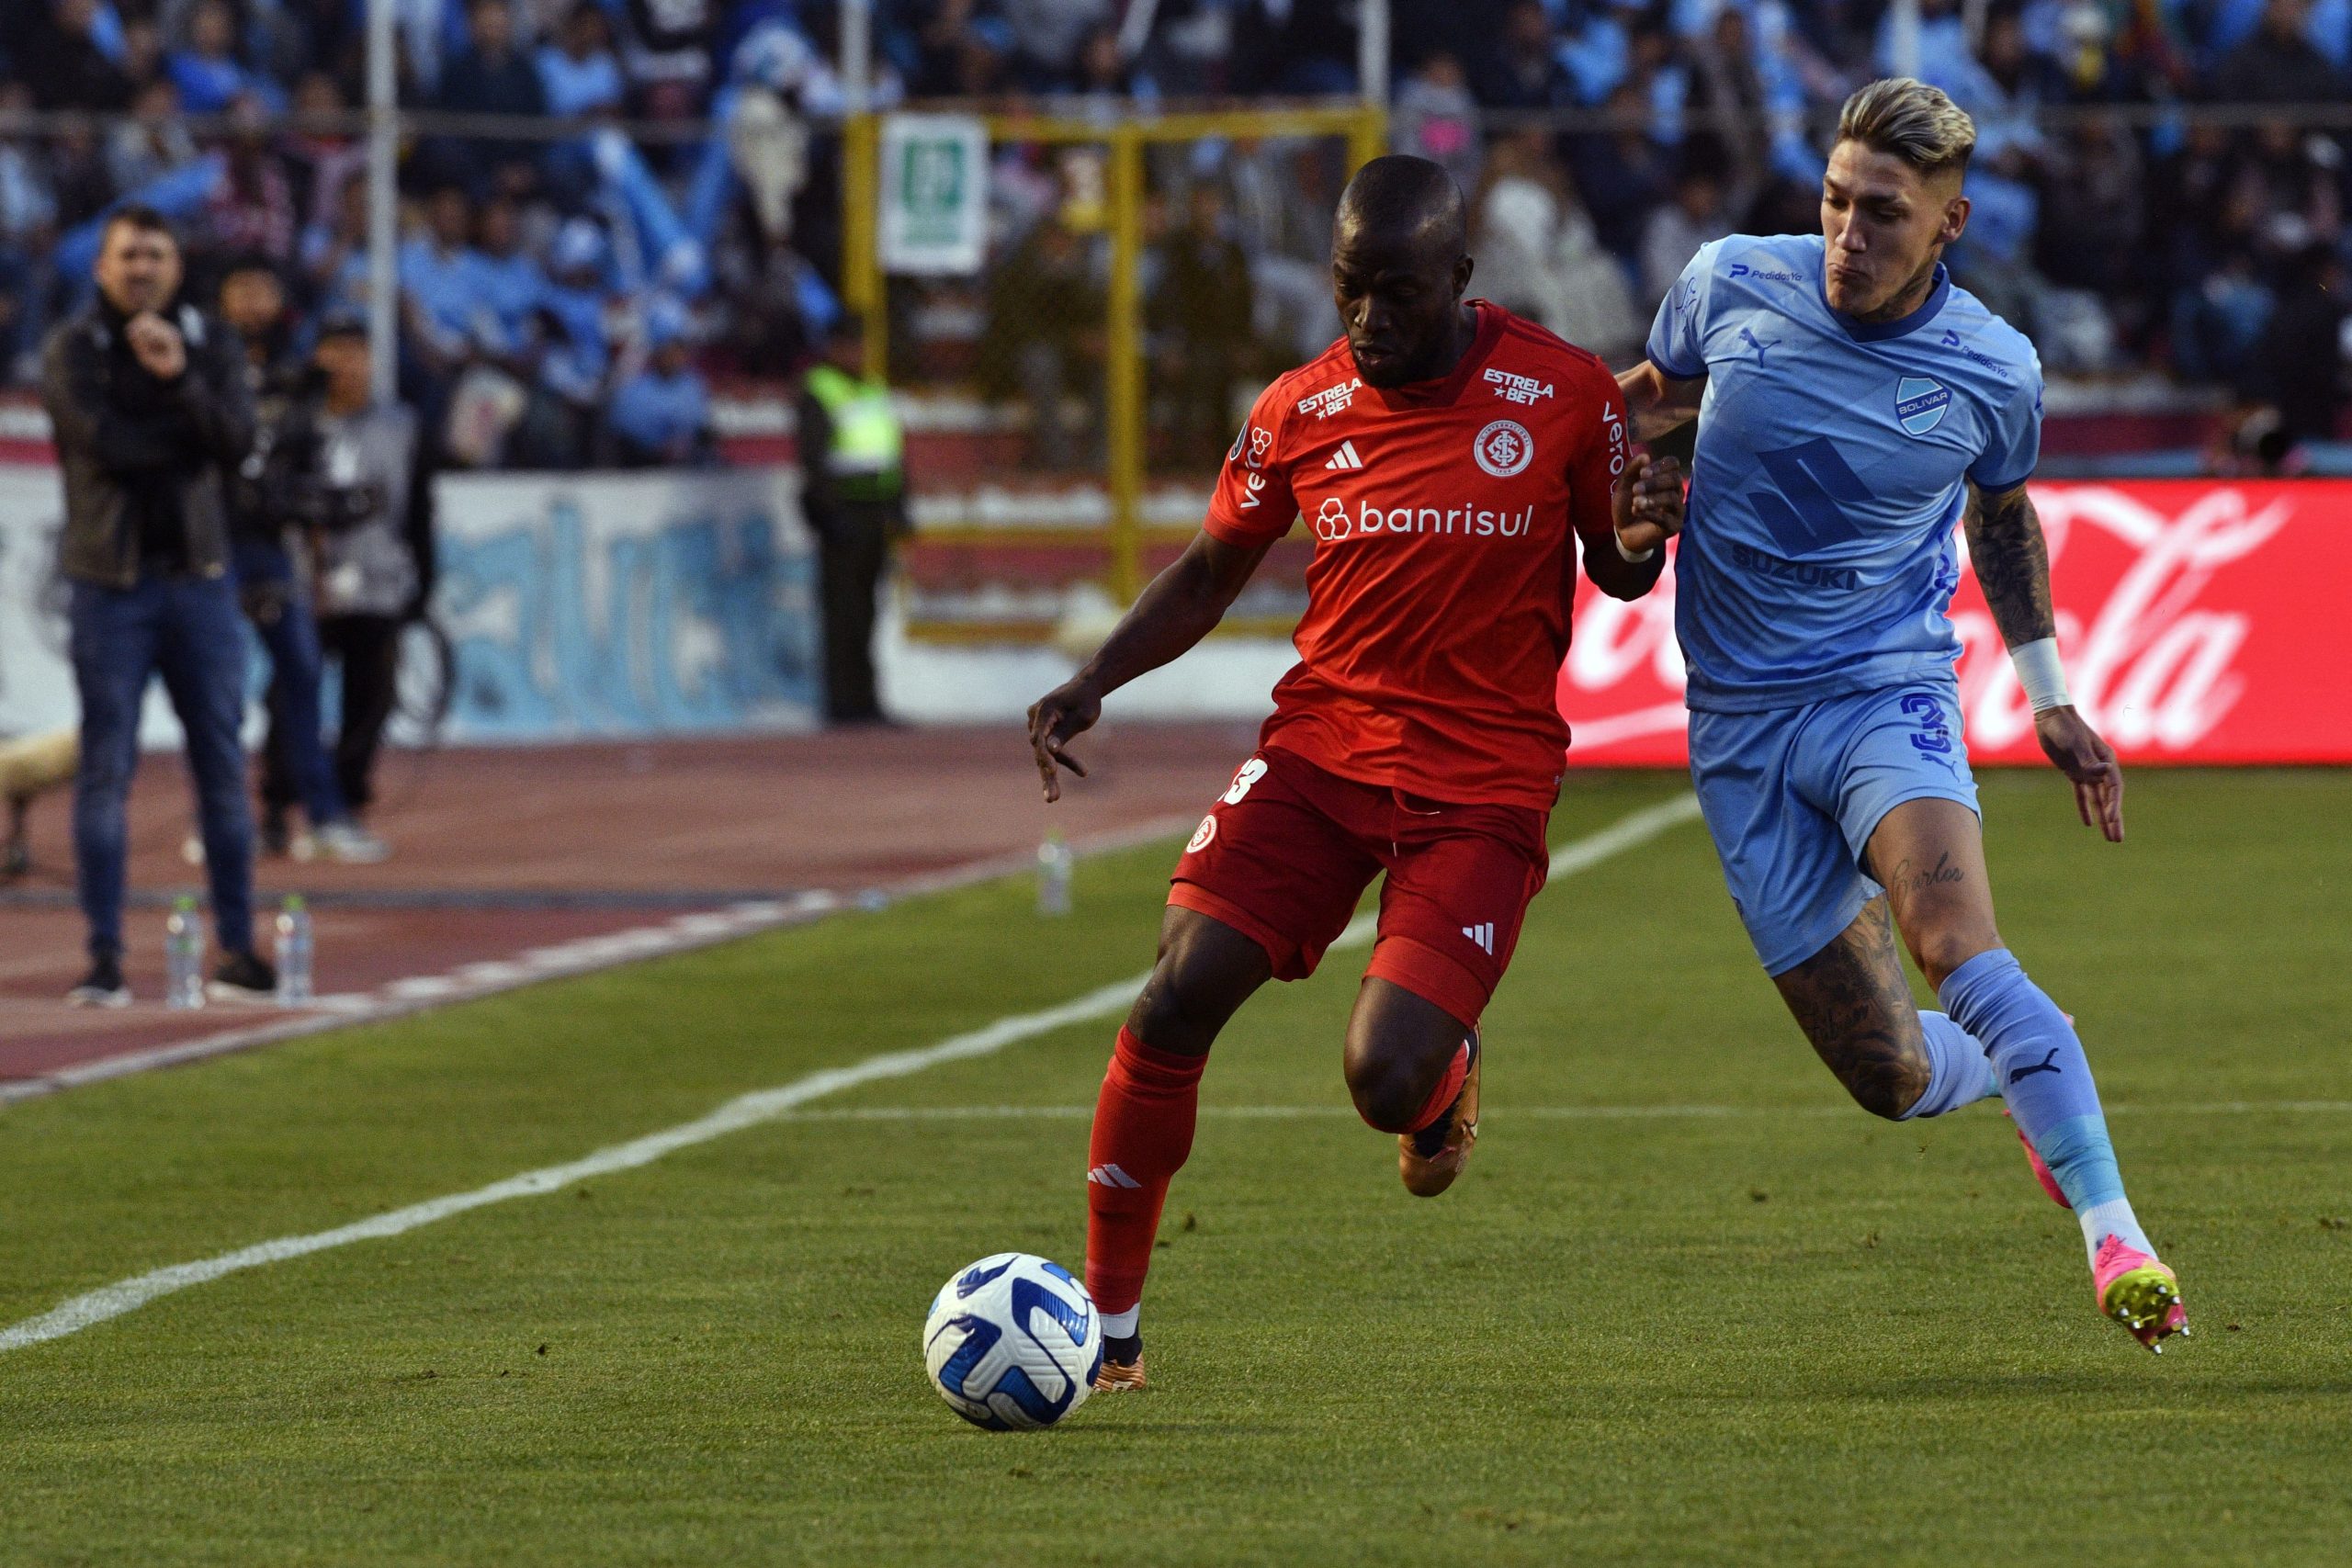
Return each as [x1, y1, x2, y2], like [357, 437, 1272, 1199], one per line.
[0, 0, 846, 465]
[1, 0, 2347, 463]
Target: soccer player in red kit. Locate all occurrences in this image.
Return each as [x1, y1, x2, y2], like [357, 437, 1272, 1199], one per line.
[1026, 156, 1685, 1390]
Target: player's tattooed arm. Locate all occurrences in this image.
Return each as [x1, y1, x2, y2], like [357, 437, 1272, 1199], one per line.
[1027, 531, 1273, 801]
[1614, 362, 1706, 443]
[1962, 479, 2056, 648]
[1770, 897, 1931, 1121]
[1965, 479, 2127, 841]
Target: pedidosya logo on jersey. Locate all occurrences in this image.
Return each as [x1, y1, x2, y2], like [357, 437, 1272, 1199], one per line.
[1315, 494, 1536, 543]
[1474, 419, 1535, 478]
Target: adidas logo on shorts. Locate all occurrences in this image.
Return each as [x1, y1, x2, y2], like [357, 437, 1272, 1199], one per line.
[1461, 922, 1495, 954]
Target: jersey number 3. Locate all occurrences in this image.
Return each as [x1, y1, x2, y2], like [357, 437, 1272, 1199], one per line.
[1902, 694, 1954, 755]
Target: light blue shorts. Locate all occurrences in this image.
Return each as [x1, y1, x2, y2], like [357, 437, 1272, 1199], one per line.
[1688, 680, 1980, 976]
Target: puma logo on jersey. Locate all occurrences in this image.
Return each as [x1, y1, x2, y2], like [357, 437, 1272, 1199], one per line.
[1738, 326, 1776, 364]
[1325, 439, 1364, 471]
[1461, 922, 1495, 954]
[1088, 1164, 1142, 1189]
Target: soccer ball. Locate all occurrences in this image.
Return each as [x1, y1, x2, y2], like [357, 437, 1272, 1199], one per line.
[922, 1253, 1102, 1429]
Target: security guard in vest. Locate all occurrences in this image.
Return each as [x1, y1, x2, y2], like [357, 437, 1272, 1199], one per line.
[797, 313, 909, 725]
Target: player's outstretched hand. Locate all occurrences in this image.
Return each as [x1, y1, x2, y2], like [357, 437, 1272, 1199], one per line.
[1613, 453, 1687, 558]
[1027, 679, 1102, 803]
[2035, 706, 2124, 842]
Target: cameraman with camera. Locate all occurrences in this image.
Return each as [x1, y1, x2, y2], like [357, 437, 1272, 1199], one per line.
[289, 314, 435, 831]
[220, 263, 388, 863]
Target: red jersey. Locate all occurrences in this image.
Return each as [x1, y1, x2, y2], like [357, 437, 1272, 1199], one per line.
[1204, 301, 1631, 809]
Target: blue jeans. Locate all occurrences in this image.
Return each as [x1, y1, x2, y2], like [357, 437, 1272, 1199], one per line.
[232, 536, 346, 829]
[69, 572, 257, 960]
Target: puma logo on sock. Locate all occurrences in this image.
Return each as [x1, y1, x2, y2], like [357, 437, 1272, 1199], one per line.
[2008, 1048, 2063, 1084]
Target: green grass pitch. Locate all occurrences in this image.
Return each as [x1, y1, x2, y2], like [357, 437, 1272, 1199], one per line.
[2, 769, 2348, 1566]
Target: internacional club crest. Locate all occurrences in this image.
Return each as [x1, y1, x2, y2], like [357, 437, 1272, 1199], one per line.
[1474, 419, 1534, 478]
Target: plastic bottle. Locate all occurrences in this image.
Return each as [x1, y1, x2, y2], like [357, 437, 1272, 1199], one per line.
[165, 896, 206, 1010]
[275, 896, 313, 1006]
[1036, 829, 1074, 917]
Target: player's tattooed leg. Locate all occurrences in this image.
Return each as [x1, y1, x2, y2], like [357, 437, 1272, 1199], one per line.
[1863, 796, 2004, 989]
[1770, 898, 1931, 1120]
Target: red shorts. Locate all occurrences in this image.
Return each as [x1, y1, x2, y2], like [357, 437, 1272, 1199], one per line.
[1169, 746, 1551, 1028]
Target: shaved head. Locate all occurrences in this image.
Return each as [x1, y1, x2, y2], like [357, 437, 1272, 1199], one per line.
[1329, 156, 1476, 388]
[1335, 154, 1468, 255]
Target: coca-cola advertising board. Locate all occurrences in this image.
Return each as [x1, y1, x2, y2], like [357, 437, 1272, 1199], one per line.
[1560, 480, 2350, 766]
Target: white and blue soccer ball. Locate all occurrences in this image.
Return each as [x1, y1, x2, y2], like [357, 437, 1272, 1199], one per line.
[922, 1252, 1102, 1430]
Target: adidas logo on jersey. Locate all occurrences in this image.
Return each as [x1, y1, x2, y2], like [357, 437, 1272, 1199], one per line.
[1461, 922, 1495, 954]
[1088, 1164, 1142, 1189]
[1324, 440, 1364, 471]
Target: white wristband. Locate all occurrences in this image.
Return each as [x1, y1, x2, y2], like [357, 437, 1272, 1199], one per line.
[1613, 531, 1656, 565]
[2010, 637, 2071, 713]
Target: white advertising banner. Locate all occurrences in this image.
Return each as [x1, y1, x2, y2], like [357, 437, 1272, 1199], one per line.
[431, 468, 820, 741]
[0, 465, 80, 738]
[878, 114, 989, 276]
[0, 466, 821, 747]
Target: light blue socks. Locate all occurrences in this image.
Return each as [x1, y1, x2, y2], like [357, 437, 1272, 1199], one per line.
[1898, 1010, 2002, 1120]
[1939, 948, 2152, 1263]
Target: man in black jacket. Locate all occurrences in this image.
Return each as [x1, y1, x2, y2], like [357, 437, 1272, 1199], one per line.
[40, 205, 274, 1006]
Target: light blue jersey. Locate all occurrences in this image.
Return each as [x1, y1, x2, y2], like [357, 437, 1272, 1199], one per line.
[1646, 232, 2042, 713]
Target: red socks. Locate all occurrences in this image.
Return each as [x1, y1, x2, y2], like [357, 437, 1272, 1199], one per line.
[1355, 1037, 1470, 1134]
[1406, 1039, 1472, 1134]
[1083, 1028, 1206, 1318]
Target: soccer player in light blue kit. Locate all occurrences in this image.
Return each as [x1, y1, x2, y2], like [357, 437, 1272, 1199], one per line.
[1614, 78, 2187, 1351]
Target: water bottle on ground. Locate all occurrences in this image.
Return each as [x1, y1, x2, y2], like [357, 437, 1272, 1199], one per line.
[165, 897, 205, 1010]
[275, 896, 313, 1006]
[1036, 830, 1074, 918]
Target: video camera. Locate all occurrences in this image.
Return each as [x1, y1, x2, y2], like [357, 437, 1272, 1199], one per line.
[234, 366, 386, 536]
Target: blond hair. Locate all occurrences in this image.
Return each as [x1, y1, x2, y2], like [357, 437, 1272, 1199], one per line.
[1836, 77, 1977, 179]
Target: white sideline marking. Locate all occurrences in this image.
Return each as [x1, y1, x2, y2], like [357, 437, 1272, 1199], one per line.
[0, 811, 1213, 1111]
[0, 976, 1148, 1353]
[0, 890, 844, 1111]
[0, 793, 1702, 1353]
[772, 1100, 2352, 1122]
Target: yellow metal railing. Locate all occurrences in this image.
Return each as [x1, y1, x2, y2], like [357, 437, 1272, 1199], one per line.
[840, 103, 1385, 608]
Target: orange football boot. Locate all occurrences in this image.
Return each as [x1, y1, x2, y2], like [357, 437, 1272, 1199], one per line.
[1399, 1031, 1481, 1198]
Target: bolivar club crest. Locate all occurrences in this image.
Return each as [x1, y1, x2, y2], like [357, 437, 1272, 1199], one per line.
[1895, 377, 1951, 436]
[1474, 419, 1534, 478]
